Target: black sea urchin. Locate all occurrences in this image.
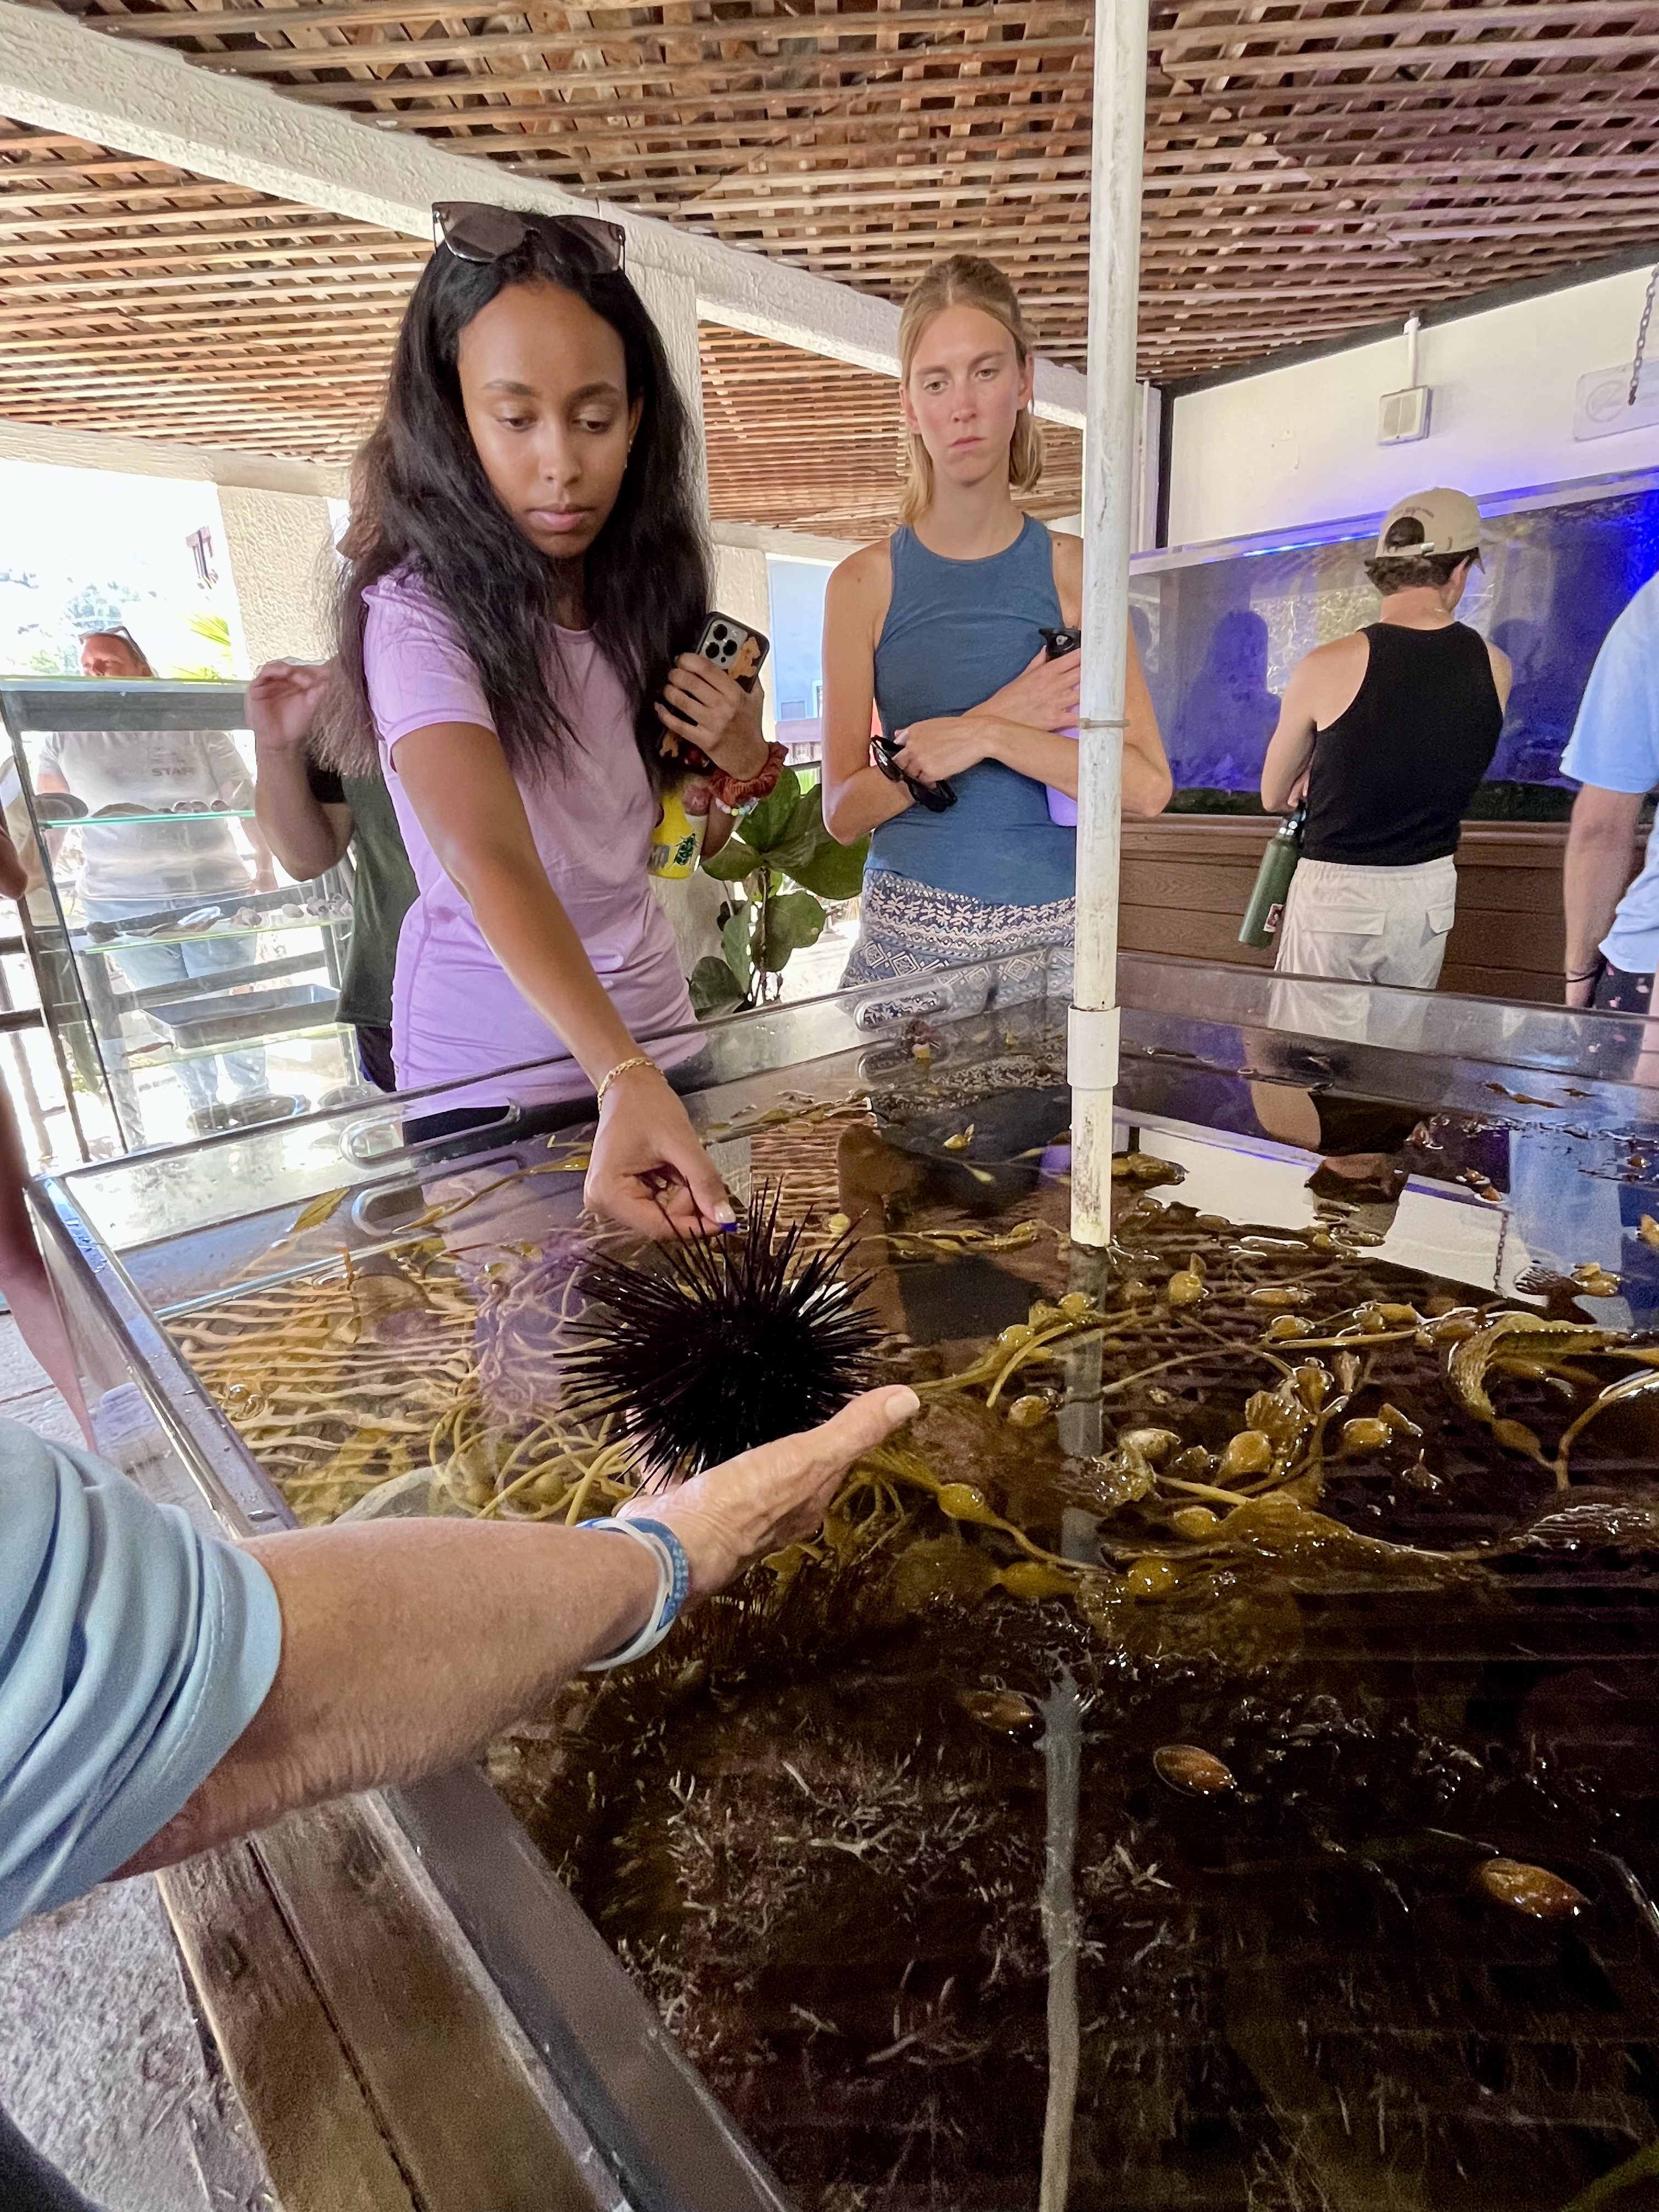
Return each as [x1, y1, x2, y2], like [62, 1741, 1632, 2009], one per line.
[561, 1189, 882, 1481]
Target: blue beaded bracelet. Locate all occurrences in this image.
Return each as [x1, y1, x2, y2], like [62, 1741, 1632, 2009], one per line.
[580, 1516, 692, 1671]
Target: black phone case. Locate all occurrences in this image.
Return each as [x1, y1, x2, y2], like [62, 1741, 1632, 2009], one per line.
[1040, 625, 1082, 660]
[695, 611, 771, 691]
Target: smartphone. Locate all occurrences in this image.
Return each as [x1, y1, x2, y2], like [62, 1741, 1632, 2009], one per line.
[695, 611, 770, 691]
[1039, 627, 1081, 829]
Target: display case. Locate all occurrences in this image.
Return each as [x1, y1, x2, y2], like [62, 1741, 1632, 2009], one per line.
[0, 678, 360, 1159]
[30, 953, 1659, 2211]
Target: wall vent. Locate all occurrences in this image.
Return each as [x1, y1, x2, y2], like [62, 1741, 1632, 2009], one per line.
[1378, 385, 1432, 445]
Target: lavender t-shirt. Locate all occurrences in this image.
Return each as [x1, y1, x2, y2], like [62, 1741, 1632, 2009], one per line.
[364, 569, 695, 1103]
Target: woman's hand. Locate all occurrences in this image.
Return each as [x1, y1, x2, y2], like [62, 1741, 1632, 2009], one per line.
[890, 716, 995, 785]
[657, 656, 769, 780]
[585, 1060, 737, 1239]
[248, 659, 330, 754]
[977, 646, 1081, 734]
[627, 1385, 920, 1600]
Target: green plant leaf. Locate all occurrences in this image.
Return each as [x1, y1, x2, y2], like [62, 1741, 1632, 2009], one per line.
[787, 827, 869, 899]
[690, 956, 747, 1018]
[720, 908, 755, 989]
[699, 832, 761, 883]
[758, 889, 826, 972]
[735, 766, 802, 855]
[756, 781, 826, 867]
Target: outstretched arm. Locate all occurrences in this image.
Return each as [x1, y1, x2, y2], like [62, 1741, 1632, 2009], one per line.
[394, 720, 733, 1238]
[118, 1386, 918, 1875]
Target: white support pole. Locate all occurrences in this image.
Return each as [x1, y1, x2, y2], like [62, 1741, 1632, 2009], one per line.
[1069, 0, 1149, 1249]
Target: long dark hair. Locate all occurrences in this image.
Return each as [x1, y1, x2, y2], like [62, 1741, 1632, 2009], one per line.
[323, 234, 710, 781]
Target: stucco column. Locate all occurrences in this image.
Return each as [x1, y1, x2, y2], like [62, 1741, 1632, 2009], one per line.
[631, 263, 708, 512]
[216, 483, 337, 673]
[711, 540, 777, 743]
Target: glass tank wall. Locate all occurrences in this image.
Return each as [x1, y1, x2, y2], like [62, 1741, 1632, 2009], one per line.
[1136, 465, 1659, 805]
[31, 954, 1659, 2212]
[0, 678, 360, 1161]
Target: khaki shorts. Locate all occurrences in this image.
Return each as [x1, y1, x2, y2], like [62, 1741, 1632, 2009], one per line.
[1275, 854, 1457, 989]
[1269, 854, 1457, 1052]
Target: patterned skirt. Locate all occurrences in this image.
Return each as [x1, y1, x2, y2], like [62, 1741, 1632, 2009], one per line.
[839, 870, 1075, 988]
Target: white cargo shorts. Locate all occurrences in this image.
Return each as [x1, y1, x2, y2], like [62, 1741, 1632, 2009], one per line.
[1274, 854, 1458, 990]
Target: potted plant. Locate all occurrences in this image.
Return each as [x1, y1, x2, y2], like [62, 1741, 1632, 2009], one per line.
[690, 766, 867, 1015]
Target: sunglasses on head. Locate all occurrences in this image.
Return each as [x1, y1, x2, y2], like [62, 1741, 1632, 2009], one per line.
[432, 203, 626, 275]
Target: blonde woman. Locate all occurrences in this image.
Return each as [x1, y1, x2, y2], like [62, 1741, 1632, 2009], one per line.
[822, 255, 1170, 984]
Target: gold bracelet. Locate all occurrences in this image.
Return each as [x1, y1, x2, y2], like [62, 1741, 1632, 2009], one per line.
[596, 1054, 654, 1110]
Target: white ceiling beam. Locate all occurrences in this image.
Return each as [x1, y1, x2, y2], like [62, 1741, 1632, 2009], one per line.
[0, 0, 1087, 426]
[0, 410, 347, 495]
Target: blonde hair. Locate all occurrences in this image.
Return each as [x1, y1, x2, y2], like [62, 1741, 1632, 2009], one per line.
[896, 255, 1045, 527]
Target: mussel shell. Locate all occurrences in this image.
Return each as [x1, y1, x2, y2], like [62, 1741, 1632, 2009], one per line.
[958, 1689, 1040, 1734]
[1154, 1744, 1237, 1796]
[1474, 1858, 1587, 1921]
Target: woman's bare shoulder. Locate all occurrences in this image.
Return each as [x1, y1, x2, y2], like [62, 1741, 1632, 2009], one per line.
[1044, 524, 1084, 619]
[826, 538, 894, 634]
[830, 537, 893, 591]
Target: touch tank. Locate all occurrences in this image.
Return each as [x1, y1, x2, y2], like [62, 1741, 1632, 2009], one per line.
[31, 952, 1659, 2212]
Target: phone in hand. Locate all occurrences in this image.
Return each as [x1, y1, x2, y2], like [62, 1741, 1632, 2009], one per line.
[695, 612, 770, 691]
[661, 613, 773, 776]
[1039, 626, 1082, 828]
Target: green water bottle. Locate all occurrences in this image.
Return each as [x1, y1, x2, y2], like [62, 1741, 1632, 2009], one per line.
[1239, 803, 1306, 950]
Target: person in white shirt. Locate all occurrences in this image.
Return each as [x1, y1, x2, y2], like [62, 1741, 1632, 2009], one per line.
[1560, 572, 1659, 1012]
[40, 631, 287, 1133]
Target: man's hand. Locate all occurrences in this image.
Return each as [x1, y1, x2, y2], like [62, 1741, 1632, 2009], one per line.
[627, 1385, 920, 1599]
[249, 659, 330, 754]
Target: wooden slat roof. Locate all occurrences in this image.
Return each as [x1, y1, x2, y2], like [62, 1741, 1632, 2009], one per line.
[0, 115, 1083, 528]
[5, 0, 1659, 522]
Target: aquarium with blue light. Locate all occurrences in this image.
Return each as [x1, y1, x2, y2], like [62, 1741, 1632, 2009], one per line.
[1137, 466, 1659, 812]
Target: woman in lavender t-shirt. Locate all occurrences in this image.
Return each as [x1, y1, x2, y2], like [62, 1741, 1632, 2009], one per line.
[322, 206, 771, 1238]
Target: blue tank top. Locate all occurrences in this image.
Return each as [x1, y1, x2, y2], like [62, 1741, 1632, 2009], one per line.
[870, 514, 1074, 906]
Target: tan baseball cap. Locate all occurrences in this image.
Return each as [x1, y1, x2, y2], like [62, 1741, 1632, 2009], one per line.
[1374, 487, 1482, 560]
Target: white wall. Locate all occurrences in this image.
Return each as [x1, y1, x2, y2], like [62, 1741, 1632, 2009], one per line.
[1167, 266, 1659, 548]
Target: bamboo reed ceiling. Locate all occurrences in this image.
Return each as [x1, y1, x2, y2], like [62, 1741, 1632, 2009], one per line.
[4, 0, 1659, 518]
[0, 115, 1078, 528]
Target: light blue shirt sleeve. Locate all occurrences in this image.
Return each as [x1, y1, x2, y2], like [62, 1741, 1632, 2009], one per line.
[1560, 573, 1659, 795]
[0, 1420, 282, 1938]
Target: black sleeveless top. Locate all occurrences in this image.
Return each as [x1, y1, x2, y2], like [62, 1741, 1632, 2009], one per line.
[1301, 621, 1503, 867]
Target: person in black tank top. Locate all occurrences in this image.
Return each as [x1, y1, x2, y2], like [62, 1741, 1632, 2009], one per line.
[1260, 487, 1511, 994]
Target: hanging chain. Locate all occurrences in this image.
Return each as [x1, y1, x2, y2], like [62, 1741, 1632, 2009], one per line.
[1630, 263, 1659, 406]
